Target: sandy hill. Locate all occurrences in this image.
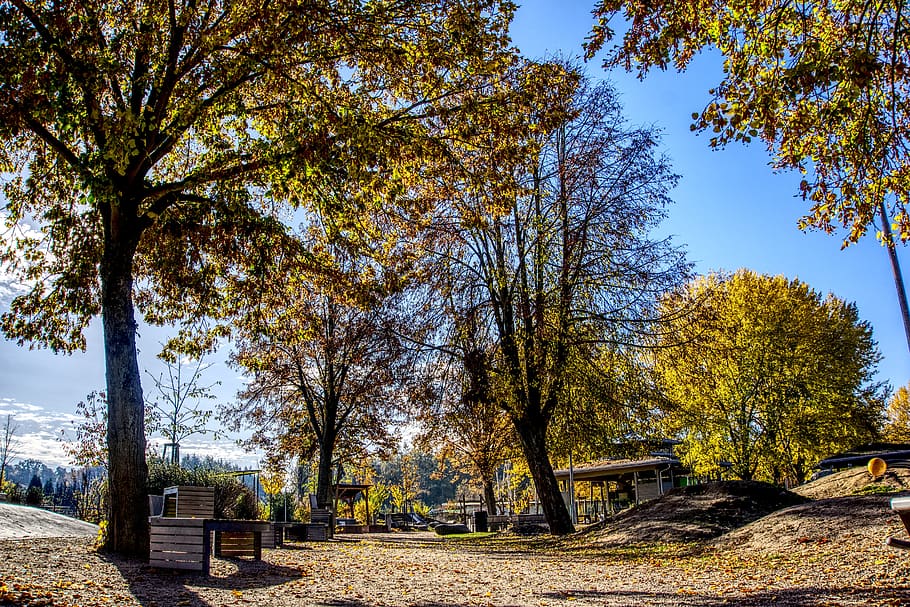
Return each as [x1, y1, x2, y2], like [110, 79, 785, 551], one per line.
[793, 465, 910, 499]
[577, 480, 807, 545]
[572, 473, 908, 555]
[0, 502, 98, 540]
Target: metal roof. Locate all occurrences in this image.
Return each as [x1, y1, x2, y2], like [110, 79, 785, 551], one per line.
[553, 456, 681, 481]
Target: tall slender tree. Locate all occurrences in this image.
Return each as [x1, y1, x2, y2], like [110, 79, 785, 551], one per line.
[433, 65, 688, 534]
[225, 222, 425, 511]
[146, 352, 220, 464]
[0, 0, 515, 554]
[0, 414, 19, 486]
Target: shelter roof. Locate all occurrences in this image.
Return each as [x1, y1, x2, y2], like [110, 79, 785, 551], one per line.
[334, 483, 371, 501]
[816, 443, 910, 469]
[553, 456, 681, 482]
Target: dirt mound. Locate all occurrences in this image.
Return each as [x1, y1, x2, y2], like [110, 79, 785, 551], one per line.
[580, 480, 807, 545]
[793, 465, 910, 499]
[714, 495, 897, 556]
[0, 502, 98, 539]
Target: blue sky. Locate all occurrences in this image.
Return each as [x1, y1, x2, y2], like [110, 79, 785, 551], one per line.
[1, 0, 908, 468]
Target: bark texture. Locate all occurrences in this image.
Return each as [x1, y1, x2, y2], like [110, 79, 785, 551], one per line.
[514, 414, 574, 535]
[101, 216, 148, 557]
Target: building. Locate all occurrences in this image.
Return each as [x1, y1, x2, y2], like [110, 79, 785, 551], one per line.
[553, 448, 693, 522]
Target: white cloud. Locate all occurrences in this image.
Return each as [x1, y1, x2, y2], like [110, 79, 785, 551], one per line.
[0, 399, 43, 413]
[0, 213, 43, 306]
[3, 398, 260, 470]
[14, 431, 70, 467]
[0, 398, 79, 428]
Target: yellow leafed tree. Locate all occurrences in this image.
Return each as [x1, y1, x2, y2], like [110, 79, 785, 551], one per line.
[885, 384, 910, 442]
[655, 270, 886, 485]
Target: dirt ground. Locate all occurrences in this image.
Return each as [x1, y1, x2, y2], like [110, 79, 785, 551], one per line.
[2, 473, 910, 607]
[793, 465, 910, 500]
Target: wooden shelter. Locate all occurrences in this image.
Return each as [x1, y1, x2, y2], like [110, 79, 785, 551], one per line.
[333, 483, 372, 528]
[553, 456, 691, 521]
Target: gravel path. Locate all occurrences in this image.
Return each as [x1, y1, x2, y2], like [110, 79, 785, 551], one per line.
[2, 525, 910, 607]
[3, 486, 910, 606]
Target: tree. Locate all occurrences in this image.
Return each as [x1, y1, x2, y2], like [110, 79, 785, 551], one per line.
[25, 474, 43, 505]
[146, 351, 220, 465]
[434, 66, 688, 533]
[260, 455, 289, 522]
[655, 270, 885, 484]
[60, 391, 110, 469]
[226, 229, 425, 511]
[0, 0, 515, 555]
[549, 347, 665, 465]
[388, 453, 422, 513]
[885, 383, 910, 441]
[417, 283, 518, 515]
[419, 330, 516, 514]
[587, 0, 910, 351]
[0, 414, 19, 486]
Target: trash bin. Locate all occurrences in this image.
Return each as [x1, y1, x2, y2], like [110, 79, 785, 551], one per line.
[474, 510, 488, 533]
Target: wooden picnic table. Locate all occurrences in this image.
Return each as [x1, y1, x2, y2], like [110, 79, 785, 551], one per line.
[204, 519, 272, 573]
[149, 517, 271, 574]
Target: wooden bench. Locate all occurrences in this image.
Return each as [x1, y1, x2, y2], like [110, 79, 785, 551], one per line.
[887, 496, 910, 550]
[515, 514, 547, 526]
[149, 517, 207, 571]
[149, 517, 272, 573]
[162, 486, 215, 518]
[150, 486, 216, 572]
[487, 515, 510, 531]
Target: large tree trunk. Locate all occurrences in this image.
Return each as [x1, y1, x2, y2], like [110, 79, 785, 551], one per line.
[513, 414, 574, 535]
[314, 422, 337, 510]
[101, 224, 148, 556]
[481, 476, 497, 514]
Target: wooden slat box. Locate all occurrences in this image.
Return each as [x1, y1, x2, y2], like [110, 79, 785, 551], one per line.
[214, 524, 282, 554]
[215, 531, 256, 557]
[260, 523, 283, 549]
[305, 522, 329, 541]
[149, 517, 206, 571]
[162, 486, 214, 518]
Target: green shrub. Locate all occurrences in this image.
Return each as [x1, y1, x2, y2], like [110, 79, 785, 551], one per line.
[25, 485, 43, 506]
[853, 483, 896, 495]
[232, 487, 259, 520]
[147, 458, 258, 519]
[2, 481, 23, 504]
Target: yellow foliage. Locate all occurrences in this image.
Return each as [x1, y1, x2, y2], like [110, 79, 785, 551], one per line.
[885, 384, 910, 441]
[655, 270, 884, 485]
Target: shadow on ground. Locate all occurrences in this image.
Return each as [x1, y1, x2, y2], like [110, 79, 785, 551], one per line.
[539, 586, 910, 606]
[101, 551, 307, 607]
